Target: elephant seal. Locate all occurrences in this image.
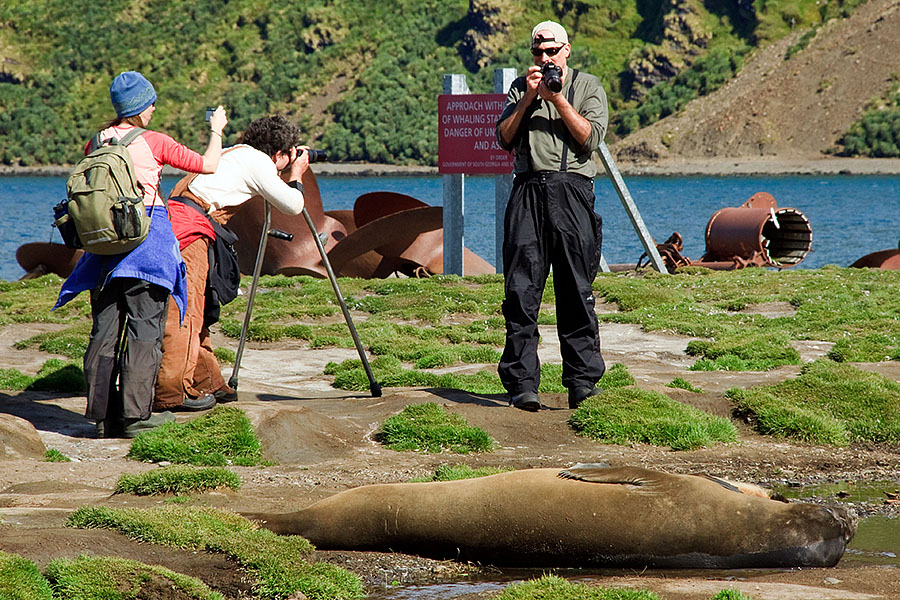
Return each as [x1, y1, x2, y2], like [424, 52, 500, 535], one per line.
[245, 465, 855, 569]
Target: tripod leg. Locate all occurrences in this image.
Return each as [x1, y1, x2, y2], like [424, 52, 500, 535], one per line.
[302, 208, 382, 397]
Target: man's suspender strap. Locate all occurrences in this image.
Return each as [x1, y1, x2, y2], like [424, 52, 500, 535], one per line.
[560, 69, 579, 173]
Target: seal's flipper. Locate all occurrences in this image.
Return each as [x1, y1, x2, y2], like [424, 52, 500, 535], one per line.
[558, 464, 662, 489]
[701, 474, 772, 499]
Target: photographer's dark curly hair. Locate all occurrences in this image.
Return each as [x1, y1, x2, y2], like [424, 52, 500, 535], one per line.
[237, 115, 300, 157]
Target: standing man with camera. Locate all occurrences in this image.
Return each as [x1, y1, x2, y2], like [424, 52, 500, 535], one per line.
[154, 115, 310, 413]
[495, 21, 608, 412]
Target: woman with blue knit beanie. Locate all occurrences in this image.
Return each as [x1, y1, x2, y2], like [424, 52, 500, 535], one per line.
[54, 70, 228, 438]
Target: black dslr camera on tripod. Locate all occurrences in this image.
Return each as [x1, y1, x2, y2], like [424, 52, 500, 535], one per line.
[299, 148, 328, 163]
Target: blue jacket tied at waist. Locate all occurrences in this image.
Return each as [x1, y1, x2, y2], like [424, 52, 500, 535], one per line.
[54, 206, 187, 321]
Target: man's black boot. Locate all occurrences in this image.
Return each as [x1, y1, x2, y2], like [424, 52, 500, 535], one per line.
[568, 386, 602, 409]
[510, 391, 542, 412]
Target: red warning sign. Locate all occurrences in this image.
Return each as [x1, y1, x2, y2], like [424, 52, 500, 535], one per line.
[438, 93, 513, 174]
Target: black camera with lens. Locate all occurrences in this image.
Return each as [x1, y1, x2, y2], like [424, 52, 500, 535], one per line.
[541, 62, 563, 93]
[302, 148, 328, 163]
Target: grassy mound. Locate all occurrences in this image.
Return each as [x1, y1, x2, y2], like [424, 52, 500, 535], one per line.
[115, 466, 241, 496]
[0, 551, 53, 600]
[570, 387, 737, 450]
[45, 555, 223, 600]
[497, 574, 659, 600]
[0, 359, 84, 393]
[410, 463, 513, 482]
[378, 402, 495, 454]
[127, 406, 264, 466]
[729, 359, 900, 445]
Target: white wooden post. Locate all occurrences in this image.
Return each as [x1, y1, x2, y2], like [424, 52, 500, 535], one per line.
[442, 74, 469, 275]
[493, 68, 516, 274]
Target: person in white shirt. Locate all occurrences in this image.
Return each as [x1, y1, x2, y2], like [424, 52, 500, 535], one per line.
[154, 115, 309, 412]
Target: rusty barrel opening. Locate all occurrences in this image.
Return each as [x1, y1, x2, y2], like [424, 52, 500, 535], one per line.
[705, 206, 813, 268]
[762, 208, 813, 266]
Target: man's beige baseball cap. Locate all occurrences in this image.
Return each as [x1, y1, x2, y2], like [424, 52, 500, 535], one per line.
[531, 21, 568, 46]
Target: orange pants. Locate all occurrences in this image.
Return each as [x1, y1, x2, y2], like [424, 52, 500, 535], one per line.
[154, 238, 226, 410]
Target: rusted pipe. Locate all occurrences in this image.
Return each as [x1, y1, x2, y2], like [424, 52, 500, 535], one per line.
[702, 193, 812, 268]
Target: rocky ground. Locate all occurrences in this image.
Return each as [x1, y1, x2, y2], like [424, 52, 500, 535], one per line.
[1, 309, 899, 599]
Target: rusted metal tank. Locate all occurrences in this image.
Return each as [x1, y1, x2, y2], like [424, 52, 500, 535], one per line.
[700, 192, 813, 268]
[16, 242, 82, 279]
[641, 192, 813, 272]
[849, 240, 900, 270]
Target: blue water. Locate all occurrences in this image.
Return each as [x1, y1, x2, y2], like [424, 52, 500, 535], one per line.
[2, 174, 899, 281]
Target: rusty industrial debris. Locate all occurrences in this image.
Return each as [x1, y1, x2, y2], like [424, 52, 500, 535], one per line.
[17, 168, 494, 281]
[639, 192, 814, 272]
[849, 240, 900, 270]
[226, 169, 494, 278]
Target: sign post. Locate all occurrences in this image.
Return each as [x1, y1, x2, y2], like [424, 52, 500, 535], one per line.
[597, 142, 668, 273]
[494, 68, 516, 274]
[441, 74, 469, 276]
[439, 74, 514, 275]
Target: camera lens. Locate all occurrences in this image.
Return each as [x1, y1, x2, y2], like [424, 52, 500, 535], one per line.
[307, 149, 327, 163]
[541, 63, 562, 93]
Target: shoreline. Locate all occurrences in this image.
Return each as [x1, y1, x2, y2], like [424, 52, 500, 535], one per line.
[4, 155, 900, 178]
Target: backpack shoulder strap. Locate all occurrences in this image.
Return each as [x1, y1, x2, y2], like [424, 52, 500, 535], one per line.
[116, 127, 146, 147]
[86, 132, 103, 154]
[85, 127, 145, 153]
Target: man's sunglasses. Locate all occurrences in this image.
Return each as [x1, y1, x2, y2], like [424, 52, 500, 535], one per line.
[531, 45, 565, 57]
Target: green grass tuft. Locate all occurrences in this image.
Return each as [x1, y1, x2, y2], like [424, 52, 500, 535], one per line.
[379, 402, 495, 454]
[44, 554, 223, 600]
[410, 463, 513, 482]
[0, 359, 84, 393]
[126, 406, 264, 466]
[213, 346, 236, 365]
[43, 449, 71, 463]
[497, 574, 660, 600]
[327, 355, 507, 394]
[667, 378, 704, 393]
[66, 505, 362, 600]
[599, 363, 636, 389]
[711, 589, 755, 600]
[686, 334, 801, 371]
[729, 359, 900, 445]
[115, 466, 241, 495]
[0, 368, 35, 391]
[0, 550, 54, 600]
[826, 333, 900, 362]
[14, 322, 91, 359]
[570, 387, 737, 450]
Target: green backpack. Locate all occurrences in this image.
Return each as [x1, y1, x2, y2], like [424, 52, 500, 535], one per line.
[54, 128, 150, 255]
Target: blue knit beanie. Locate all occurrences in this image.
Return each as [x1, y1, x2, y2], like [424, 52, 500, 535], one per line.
[109, 71, 157, 118]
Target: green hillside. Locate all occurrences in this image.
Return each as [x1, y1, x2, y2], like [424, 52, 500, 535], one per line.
[0, 0, 872, 166]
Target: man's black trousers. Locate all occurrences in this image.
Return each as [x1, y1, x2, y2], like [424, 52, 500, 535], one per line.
[498, 172, 605, 395]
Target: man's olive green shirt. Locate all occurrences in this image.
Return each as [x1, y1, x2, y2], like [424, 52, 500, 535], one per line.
[496, 69, 608, 177]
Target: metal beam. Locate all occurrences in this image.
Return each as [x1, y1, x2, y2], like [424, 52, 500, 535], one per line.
[597, 141, 668, 274]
